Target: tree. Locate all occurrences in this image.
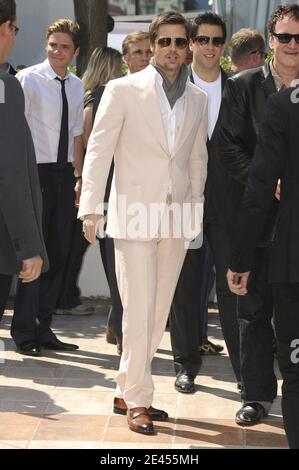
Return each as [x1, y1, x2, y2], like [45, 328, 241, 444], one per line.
[74, 0, 108, 77]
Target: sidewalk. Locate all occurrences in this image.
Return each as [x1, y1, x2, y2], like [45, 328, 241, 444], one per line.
[0, 301, 287, 449]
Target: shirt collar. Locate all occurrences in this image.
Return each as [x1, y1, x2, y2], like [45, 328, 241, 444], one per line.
[149, 62, 190, 87]
[42, 58, 71, 81]
[269, 59, 283, 91]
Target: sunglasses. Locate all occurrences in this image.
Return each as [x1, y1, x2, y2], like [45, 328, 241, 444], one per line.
[156, 37, 188, 49]
[272, 32, 299, 44]
[193, 35, 225, 47]
[250, 49, 268, 59]
[9, 22, 19, 36]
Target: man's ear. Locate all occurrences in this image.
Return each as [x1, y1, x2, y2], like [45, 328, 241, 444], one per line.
[0, 20, 11, 38]
[269, 34, 274, 50]
[74, 47, 80, 58]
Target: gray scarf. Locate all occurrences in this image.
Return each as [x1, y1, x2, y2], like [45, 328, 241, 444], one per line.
[153, 63, 189, 109]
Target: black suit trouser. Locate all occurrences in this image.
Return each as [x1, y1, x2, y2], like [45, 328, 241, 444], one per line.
[237, 248, 277, 403]
[99, 237, 123, 343]
[57, 215, 90, 309]
[11, 164, 75, 344]
[273, 282, 299, 449]
[170, 242, 206, 377]
[206, 223, 241, 382]
[0, 274, 12, 322]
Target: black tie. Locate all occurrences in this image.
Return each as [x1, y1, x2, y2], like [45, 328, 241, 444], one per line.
[55, 77, 69, 167]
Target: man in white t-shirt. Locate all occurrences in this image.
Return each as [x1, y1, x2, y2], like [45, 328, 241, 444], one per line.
[170, 12, 241, 394]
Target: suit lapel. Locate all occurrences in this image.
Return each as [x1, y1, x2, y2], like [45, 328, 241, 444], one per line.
[261, 64, 277, 97]
[135, 73, 170, 156]
[209, 69, 228, 143]
[172, 84, 196, 156]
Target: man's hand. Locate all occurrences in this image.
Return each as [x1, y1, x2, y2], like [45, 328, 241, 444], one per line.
[227, 269, 250, 296]
[19, 256, 43, 283]
[275, 179, 281, 201]
[74, 178, 82, 208]
[83, 214, 101, 245]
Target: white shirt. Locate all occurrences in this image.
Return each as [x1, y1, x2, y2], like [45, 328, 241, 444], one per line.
[17, 59, 84, 164]
[149, 65, 186, 196]
[192, 68, 222, 139]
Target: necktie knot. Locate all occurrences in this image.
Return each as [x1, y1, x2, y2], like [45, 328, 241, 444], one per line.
[55, 77, 66, 84]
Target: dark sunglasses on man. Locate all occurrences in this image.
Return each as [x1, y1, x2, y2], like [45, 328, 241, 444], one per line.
[156, 37, 188, 49]
[9, 22, 19, 35]
[193, 35, 225, 47]
[272, 32, 299, 44]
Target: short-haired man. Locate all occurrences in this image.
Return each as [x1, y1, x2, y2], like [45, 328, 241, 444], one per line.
[170, 11, 241, 395]
[79, 12, 208, 435]
[0, 0, 47, 321]
[231, 28, 266, 72]
[12, 19, 84, 354]
[220, 3, 299, 425]
[122, 30, 152, 73]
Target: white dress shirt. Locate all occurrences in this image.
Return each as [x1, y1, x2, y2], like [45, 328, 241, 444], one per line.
[16, 59, 84, 164]
[149, 65, 186, 197]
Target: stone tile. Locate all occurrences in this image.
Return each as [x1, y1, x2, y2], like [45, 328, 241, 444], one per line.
[174, 418, 244, 447]
[0, 377, 58, 390]
[103, 423, 174, 444]
[44, 397, 111, 415]
[37, 413, 108, 427]
[0, 425, 38, 440]
[245, 430, 288, 448]
[56, 377, 115, 391]
[4, 367, 59, 379]
[0, 412, 42, 425]
[33, 424, 105, 441]
[0, 402, 50, 414]
[176, 396, 240, 419]
[28, 441, 99, 449]
[0, 387, 54, 401]
[100, 442, 173, 449]
[0, 440, 29, 449]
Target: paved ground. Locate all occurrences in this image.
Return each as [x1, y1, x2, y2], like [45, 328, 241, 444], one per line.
[0, 301, 287, 449]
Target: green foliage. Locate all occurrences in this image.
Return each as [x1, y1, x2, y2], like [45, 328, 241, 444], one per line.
[69, 65, 77, 75]
[220, 50, 274, 72]
[220, 55, 232, 72]
[265, 49, 274, 63]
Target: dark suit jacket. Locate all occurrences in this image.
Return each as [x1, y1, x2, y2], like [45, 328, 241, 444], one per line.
[190, 68, 229, 226]
[230, 86, 299, 282]
[0, 71, 48, 275]
[218, 63, 279, 244]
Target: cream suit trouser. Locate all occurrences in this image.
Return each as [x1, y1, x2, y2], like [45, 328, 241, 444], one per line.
[114, 237, 187, 409]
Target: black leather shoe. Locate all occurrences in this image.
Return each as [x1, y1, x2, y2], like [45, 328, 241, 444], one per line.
[39, 338, 79, 351]
[235, 402, 267, 426]
[175, 374, 195, 393]
[16, 341, 41, 356]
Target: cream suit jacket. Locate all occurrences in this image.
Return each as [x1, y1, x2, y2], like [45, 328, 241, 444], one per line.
[78, 65, 208, 240]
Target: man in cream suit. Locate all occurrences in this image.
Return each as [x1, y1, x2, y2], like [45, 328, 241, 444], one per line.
[79, 11, 208, 435]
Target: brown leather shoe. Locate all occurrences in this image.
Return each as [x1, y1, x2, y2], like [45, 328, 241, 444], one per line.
[116, 341, 122, 356]
[113, 397, 168, 421]
[127, 407, 155, 435]
[106, 327, 117, 345]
